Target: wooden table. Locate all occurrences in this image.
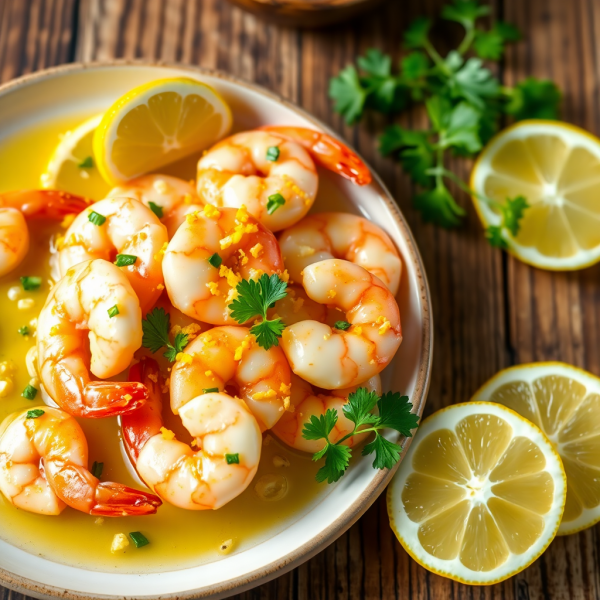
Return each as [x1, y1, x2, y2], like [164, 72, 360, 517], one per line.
[1, 0, 599, 598]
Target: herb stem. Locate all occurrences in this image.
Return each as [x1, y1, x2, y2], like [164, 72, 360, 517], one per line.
[422, 39, 447, 72]
[457, 25, 475, 55]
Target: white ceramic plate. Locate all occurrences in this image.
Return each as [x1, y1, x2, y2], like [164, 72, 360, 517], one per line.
[0, 62, 432, 600]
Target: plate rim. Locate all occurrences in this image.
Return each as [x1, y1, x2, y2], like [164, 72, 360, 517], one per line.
[0, 59, 433, 600]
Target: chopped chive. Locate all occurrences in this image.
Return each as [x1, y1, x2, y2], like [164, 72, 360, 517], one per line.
[114, 254, 138, 267]
[148, 201, 164, 219]
[20, 276, 42, 291]
[26, 409, 44, 419]
[88, 211, 106, 226]
[107, 305, 119, 318]
[91, 461, 104, 479]
[208, 253, 222, 268]
[266, 193, 286, 215]
[334, 321, 352, 331]
[202, 387, 219, 394]
[18, 326, 29, 336]
[266, 146, 280, 162]
[225, 453, 240, 465]
[129, 532, 150, 548]
[78, 156, 94, 169]
[22, 385, 38, 400]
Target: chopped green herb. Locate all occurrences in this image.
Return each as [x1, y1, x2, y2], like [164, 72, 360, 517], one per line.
[266, 193, 286, 215]
[18, 326, 29, 336]
[88, 211, 107, 226]
[114, 254, 138, 267]
[334, 321, 351, 331]
[129, 532, 150, 548]
[208, 253, 223, 268]
[78, 156, 94, 169]
[228, 274, 288, 350]
[148, 201, 164, 219]
[142, 307, 189, 362]
[108, 305, 119, 318]
[203, 387, 219, 394]
[225, 453, 240, 465]
[22, 385, 38, 400]
[20, 276, 42, 291]
[266, 146, 280, 162]
[26, 409, 44, 419]
[91, 461, 104, 479]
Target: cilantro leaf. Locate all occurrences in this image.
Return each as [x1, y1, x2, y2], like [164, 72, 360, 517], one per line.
[502, 195, 529, 237]
[357, 48, 391, 78]
[375, 392, 419, 436]
[329, 65, 368, 125]
[441, 0, 489, 28]
[414, 184, 466, 227]
[446, 54, 500, 109]
[142, 307, 189, 362]
[473, 29, 505, 60]
[163, 332, 190, 362]
[400, 51, 431, 82]
[302, 409, 338, 442]
[439, 102, 482, 154]
[315, 444, 352, 484]
[486, 225, 507, 249]
[505, 77, 561, 120]
[362, 434, 402, 470]
[404, 16, 432, 49]
[342, 388, 379, 427]
[229, 274, 288, 350]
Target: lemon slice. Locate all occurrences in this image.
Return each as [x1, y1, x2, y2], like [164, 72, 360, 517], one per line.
[472, 362, 600, 535]
[93, 78, 232, 184]
[387, 402, 565, 584]
[41, 114, 110, 200]
[471, 120, 600, 270]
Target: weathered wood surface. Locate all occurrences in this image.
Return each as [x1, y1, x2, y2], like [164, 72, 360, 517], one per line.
[1, 0, 599, 598]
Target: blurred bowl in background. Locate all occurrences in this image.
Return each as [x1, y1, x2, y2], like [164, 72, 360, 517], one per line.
[225, 0, 386, 28]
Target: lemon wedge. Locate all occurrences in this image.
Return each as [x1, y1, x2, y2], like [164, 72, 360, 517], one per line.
[388, 402, 565, 584]
[471, 120, 600, 270]
[93, 78, 232, 184]
[472, 362, 600, 535]
[41, 114, 110, 200]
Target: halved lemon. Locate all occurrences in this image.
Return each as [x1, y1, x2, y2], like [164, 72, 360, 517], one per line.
[388, 402, 565, 585]
[472, 362, 600, 535]
[93, 78, 232, 184]
[41, 114, 110, 200]
[471, 120, 600, 270]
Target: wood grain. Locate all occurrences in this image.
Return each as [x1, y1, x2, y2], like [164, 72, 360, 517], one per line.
[0, 0, 599, 598]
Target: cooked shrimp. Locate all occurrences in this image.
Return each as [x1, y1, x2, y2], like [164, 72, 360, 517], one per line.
[0, 190, 88, 277]
[58, 196, 168, 314]
[268, 284, 335, 327]
[196, 127, 371, 231]
[170, 326, 291, 431]
[37, 259, 147, 418]
[272, 373, 381, 453]
[279, 212, 402, 295]
[124, 358, 262, 510]
[107, 174, 203, 238]
[0, 406, 161, 516]
[281, 259, 402, 389]
[163, 205, 285, 325]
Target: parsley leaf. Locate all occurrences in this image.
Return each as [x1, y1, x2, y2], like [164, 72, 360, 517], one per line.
[403, 16, 432, 49]
[485, 224, 507, 249]
[414, 184, 466, 227]
[329, 65, 367, 125]
[229, 274, 288, 350]
[473, 22, 520, 60]
[446, 54, 500, 109]
[142, 307, 189, 362]
[505, 77, 562, 120]
[302, 390, 419, 484]
[502, 195, 529, 237]
[441, 0, 489, 28]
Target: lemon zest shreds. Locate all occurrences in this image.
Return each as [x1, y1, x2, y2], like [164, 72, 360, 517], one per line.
[203, 204, 221, 219]
[219, 265, 242, 288]
[236, 205, 250, 223]
[238, 249, 249, 265]
[327, 289, 337, 299]
[206, 281, 220, 296]
[353, 326, 363, 335]
[175, 352, 193, 364]
[298, 245, 316, 258]
[234, 335, 252, 361]
[253, 389, 277, 400]
[186, 211, 201, 224]
[160, 427, 176, 440]
[376, 316, 392, 335]
[279, 382, 291, 396]
[250, 243, 263, 258]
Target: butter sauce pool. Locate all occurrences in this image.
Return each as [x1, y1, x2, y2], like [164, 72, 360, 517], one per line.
[0, 118, 327, 572]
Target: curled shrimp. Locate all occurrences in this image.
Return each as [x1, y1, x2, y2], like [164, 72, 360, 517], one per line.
[279, 212, 402, 295]
[58, 196, 168, 314]
[281, 259, 402, 389]
[0, 407, 161, 516]
[268, 284, 336, 327]
[171, 326, 291, 431]
[163, 205, 285, 325]
[272, 373, 381, 453]
[0, 190, 88, 277]
[107, 174, 203, 238]
[37, 259, 147, 418]
[123, 358, 262, 510]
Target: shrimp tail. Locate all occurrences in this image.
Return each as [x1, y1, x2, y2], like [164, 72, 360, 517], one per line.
[91, 482, 162, 516]
[260, 126, 372, 186]
[0, 190, 90, 219]
[122, 359, 163, 463]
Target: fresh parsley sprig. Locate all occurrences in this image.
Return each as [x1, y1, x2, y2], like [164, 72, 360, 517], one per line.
[302, 389, 419, 484]
[228, 274, 288, 350]
[141, 307, 189, 362]
[329, 0, 561, 243]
